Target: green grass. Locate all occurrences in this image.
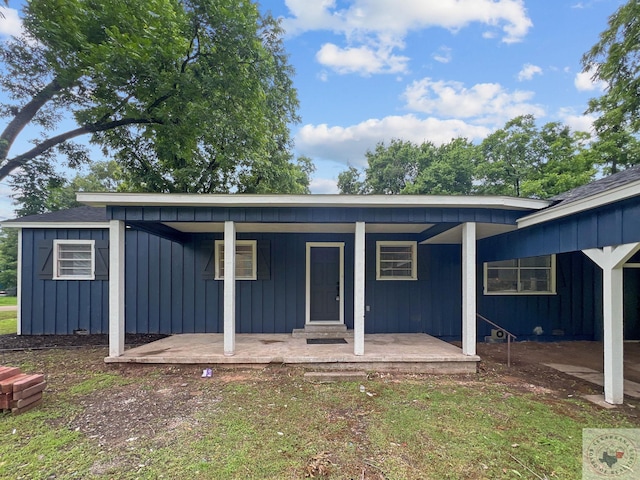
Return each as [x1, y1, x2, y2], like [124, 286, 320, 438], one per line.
[0, 312, 16, 334]
[0, 296, 17, 306]
[0, 351, 638, 479]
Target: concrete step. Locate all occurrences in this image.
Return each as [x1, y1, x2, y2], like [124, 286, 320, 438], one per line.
[292, 325, 353, 339]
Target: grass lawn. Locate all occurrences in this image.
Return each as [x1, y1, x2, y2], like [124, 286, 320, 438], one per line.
[1, 348, 638, 479]
[0, 311, 16, 334]
[0, 296, 17, 307]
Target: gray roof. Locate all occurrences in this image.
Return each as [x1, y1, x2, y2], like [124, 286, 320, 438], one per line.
[550, 165, 640, 207]
[3, 206, 107, 224]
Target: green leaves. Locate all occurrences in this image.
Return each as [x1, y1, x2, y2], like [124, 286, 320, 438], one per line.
[1, 0, 304, 201]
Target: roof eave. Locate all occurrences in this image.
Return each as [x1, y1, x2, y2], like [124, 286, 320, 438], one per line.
[518, 179, 640, 228]
[77, 192, 551, 211]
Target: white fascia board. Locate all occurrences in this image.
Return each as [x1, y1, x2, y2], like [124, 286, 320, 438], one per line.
[1, 222, 110, 229]
[518, 180, 640, 228]
[77, 192, 550, 211]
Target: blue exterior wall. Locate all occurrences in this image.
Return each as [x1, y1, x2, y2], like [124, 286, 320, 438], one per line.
[477, 251, 604, 341]
[19, 226, 634, 341]
[20, 228, 109, 335]
[479, 197, 640, 262]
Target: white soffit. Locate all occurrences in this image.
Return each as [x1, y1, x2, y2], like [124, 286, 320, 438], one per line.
[163, 222, 432, 234]
[422, 223, 516, 244]
[78, 192, 550, 211]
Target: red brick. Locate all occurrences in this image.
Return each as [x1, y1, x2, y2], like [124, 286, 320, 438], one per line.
[10, 391, 42, 409]
[12, 398, 43, 415]
[12, 382, 46, 400]
[0, 374, 27, 393]
[0, 367, 21, 381]
[12, 374, 45, 392]
[0, 393, 10, 410]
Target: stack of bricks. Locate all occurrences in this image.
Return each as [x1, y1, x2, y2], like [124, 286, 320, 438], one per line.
[0, 366, 46, 415]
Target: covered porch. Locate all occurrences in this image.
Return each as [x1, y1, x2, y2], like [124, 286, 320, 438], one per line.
[103, 333, 480, 373]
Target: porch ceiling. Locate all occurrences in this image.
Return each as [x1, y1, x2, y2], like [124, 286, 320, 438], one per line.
[162, 222, 433, 234]
[421, 223, 516, 244]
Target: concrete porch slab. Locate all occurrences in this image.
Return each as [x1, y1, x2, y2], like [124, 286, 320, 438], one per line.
[105, 333, 480, 374]
[544, 363, 640, 399]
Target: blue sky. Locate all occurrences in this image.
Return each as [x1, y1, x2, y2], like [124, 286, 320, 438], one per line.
[0, 0, 626, 218]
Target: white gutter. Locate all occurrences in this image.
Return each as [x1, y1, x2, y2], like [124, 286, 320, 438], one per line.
[518, 179, 640, 228]
[0, 222, 110, 229]
[77, 192, 550, 211]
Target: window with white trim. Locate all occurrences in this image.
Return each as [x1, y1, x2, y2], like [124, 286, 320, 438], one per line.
[215, 240, 257, 280]
[484, 255, 556, 295]
[53, 239, 95, 280]
[376, 241, 417, 280]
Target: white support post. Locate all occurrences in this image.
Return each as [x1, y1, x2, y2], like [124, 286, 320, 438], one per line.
[223, 221, 236, 356]
[109, 220, 125, 357]
[354, 222, 366, 356]
[462, 222, 477, 356]
[583, 242, 640, 404]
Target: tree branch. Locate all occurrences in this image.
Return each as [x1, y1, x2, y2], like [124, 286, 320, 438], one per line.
[0, 79, 62, 161]
[0, 117, 160, 180]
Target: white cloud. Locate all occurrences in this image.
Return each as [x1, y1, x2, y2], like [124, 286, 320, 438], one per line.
[309, 177, 339, 194]
[575, 66, 607, 92]
[295, 115, 491, 166]
[284, 0, 532, 43]
[557, 107, 596, 134]
[402, 77, 545, 125]
[0, 7, 23, 38]
[517, 63, 542, 81]
[432, 46, 452, 64]
[283, 0, 532, 75]
[316, 42, 409, 75]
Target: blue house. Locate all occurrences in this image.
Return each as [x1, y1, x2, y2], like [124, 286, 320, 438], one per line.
[3, 166, 640, 404]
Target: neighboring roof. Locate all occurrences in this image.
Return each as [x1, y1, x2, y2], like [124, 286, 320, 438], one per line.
[1, 206, 108, 228]
[551, 165, 640, 207]
[77, 192, 551, 211]
[518, 166, 640, 228]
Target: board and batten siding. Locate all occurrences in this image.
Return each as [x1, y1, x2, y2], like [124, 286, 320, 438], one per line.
[20, 228, 109, 335]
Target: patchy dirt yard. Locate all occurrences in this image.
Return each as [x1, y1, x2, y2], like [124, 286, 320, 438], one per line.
[2, 336, 640, 478]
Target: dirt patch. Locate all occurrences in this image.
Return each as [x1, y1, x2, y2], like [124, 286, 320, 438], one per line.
[0, 333, 168, 351]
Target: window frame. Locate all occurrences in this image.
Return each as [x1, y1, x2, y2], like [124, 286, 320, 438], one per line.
[483, 254, 556, 295]
[52, 239, 96, 281]
[214, 240, 257, 281]
[376, 241, 418, 281]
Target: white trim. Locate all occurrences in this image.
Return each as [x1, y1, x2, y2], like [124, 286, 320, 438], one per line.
[354, 222, 366, 356]
[483, 255, 557, 295]
[1, 222, 109, 229]
[462, 222, 476, 356]
[16, 229, 22, 336]
[305, 242, 345, 325]
[223, 221, 236, 356]
[109, 220, 125, 358]
[214, 240, 257, 280]
[376, 241, 417, 280]
[52, 239, 96, 280]
[77, 192, 549, 211]
[518, 179, 640, 228]
[625, 263, 640, 268]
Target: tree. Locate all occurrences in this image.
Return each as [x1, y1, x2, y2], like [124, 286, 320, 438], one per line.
[583, 0, 640, 144]
[337, 166, 366, 194]
[0, 228, 17, 291]
[12, 160, 122, 217]
[0, 0, 303, 194]
[474, 115, 595, 198]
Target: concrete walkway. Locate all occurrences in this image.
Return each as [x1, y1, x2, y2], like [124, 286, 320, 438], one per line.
[105, 333, 480, 373]
[544, 363, 640, 400]
[0, 306, 17, 312]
